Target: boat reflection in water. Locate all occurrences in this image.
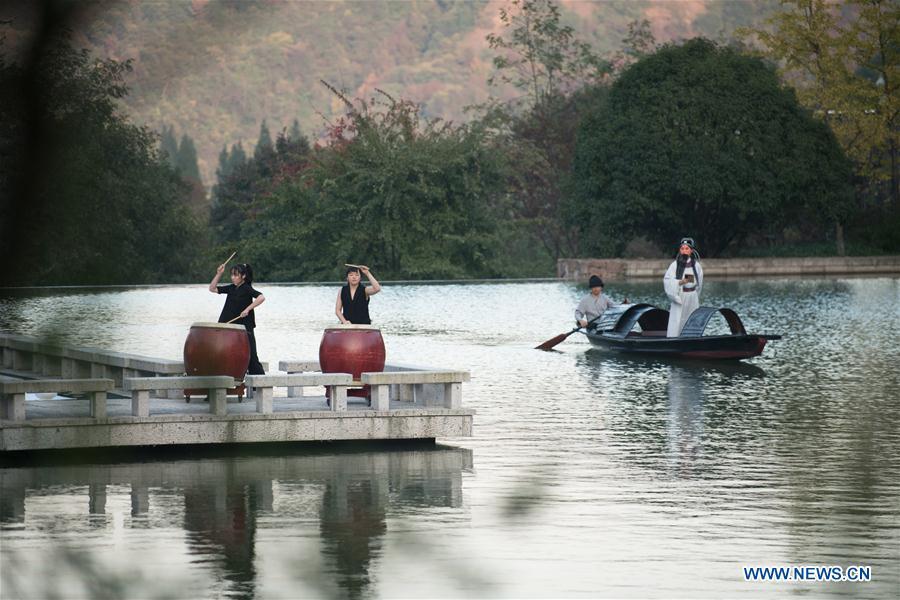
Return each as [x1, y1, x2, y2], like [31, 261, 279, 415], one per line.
[576, 350, 768, 478]
[0, 444, 472, 599]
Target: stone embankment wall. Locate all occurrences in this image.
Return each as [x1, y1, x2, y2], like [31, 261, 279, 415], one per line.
[557, 256, 900, 281]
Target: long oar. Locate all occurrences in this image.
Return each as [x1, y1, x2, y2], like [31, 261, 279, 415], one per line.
[536, 312, 605, 351]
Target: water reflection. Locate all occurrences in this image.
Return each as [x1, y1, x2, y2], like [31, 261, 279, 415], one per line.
[666, 366, 705, 475]
[2, 279, 899, 596]
[0, 445, 472, 599]
[576, 351, 768, 477]
[183, 480, 261, 598]
[320, 475, 385, 598]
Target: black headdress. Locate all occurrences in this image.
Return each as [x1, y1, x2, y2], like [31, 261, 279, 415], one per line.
[675, 238, 700, 279]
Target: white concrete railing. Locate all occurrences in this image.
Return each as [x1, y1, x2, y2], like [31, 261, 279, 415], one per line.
[361, 370, 469, 410]
[124, 376, 235, 417]
[279, 360, 470, 409]
[1, 368, 468, 422]
[245, 373, 354, 412]
[0, 333, 183, 389]
[0, 377, 114, 421]
[0, 334, 271, 400]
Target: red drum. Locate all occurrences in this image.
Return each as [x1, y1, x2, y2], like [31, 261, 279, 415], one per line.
[319, 326, 386, 399]
[183, 322, 250, 399]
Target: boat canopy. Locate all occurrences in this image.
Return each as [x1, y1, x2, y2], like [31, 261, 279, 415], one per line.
[680, 307, 746, 337]
[594, 304, 748, 338]
[594, 303, 669, 338]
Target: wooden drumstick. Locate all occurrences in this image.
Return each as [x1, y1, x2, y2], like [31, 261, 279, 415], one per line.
[225, 315, 242, 324]
[223, 251, 237, 265]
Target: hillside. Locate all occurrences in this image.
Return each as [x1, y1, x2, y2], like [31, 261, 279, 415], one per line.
[2, 0, 779, 186]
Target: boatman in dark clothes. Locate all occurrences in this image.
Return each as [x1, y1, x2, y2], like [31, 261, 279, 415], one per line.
[209, 262, 266, 375]
[575, 275, 627, 328]
[335, 265, 381, 324]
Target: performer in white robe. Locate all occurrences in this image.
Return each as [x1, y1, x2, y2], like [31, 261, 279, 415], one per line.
[664, 237, 703, 337]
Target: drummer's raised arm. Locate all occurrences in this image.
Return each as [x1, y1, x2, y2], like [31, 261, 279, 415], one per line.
[209, 263, 226, 293]
[361, 266, 381, 295]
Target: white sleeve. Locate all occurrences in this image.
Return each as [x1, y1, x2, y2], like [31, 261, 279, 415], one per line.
[575, 297, 586, 321]
[663, 262, 682, 305]
[695, 262, 704, 296]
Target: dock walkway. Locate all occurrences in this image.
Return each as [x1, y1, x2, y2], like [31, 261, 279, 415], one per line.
[0, 333, 473, 452]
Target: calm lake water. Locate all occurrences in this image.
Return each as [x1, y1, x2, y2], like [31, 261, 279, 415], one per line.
[1, 278, 899, 598]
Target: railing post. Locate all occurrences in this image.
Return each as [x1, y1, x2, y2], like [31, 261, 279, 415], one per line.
[370, 384, 390, 411]
[89, 484, 107, 514]
[89, 391, 107, 418]
[61, 358, 76, 378]
[131, 484, 150, 515]
[1, 393, 26, 422]
[132, 390, 150, 417]
[399, 384, 415, 402]
[443, 382, 462, 409]
[255, 386, 273, 414]
[12, 349, 31, 371]
[286, 369, 300, 399]
[330, 385, 348, 411]
[208, 387, 227, 415]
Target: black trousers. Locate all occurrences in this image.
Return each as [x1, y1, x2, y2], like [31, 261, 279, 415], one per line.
[246, 327, 265, 375]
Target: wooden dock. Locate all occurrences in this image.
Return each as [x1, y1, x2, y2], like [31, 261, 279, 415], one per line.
[0, 333, 473, 452]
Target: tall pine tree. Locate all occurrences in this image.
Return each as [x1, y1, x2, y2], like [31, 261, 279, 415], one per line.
[176, 133, 202, 184]
[289, 119, 303, 142]
[229, 142, 247, 172]
[254, 120, 275, 163]
[159, 124, 179, 169]
[215, 144, 231, 183]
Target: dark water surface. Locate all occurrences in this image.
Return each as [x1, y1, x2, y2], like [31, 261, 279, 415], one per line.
[1, 278, 898, 598]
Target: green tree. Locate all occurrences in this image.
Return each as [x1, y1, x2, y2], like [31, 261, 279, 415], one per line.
[176, 133, 202, 183]
[0, 37, 204, 284]
[210, 157, 259, 244]
[288, 119, 303, 143]
[215, 144, 231, 181]
[253, 119, 274, 165]
[741, 0, 900, 249]
[159, 124, 179, 168]
[275, 125, 310, 160]
[571, 38, 855, 257]
[242, 89, 509, 280]
[480, 0, 609, 264]
[486, 0, 608, 112]
[611, 18, 657, 73]
[210, 120, 312, 248]
[229, 141, 247, 172]
[209, 142, 255, 244]
[176, 132, 207, 216]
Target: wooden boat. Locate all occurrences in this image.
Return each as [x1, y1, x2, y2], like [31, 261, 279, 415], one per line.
[583, 304, 781, 360]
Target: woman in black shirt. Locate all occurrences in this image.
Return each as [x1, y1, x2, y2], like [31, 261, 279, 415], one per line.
[209, 262, 266, 374]
[335, 265, 381, 324]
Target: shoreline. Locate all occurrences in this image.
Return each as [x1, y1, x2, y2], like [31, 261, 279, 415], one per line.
[557, 256, 900, 281]
[1, 257, 899, 291]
